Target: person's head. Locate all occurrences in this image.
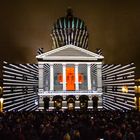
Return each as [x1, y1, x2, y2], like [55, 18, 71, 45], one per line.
[63, 132, 71, 140]
[128, 132, 136, 140]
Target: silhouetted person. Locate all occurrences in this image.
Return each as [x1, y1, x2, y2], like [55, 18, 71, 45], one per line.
[43, 97, 49, 110]
[92, 96, 99, 110]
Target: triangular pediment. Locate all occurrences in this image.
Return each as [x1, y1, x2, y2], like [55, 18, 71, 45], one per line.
[36, 45, 104, 61]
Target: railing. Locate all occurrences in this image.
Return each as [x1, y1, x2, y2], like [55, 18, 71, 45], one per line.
[38, 90, 103, 96]
[45, 90, 97, 93]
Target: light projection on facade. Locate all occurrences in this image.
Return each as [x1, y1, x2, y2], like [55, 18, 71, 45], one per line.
[37, 9, 103, 109]
[2, 9, 136, 111]
[58, 67, 84, 91]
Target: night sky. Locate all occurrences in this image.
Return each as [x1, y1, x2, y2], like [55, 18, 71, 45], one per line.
[0, 0, 140, 79]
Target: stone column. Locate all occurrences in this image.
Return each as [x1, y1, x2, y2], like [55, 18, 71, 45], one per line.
[62, 63, 66, 91]
[87, 63, 91, 91]
[97, 64, 102, 92]
[50, 64, 54, 91]
[38, 63, 44, 93]
[75, 63, 79, 91]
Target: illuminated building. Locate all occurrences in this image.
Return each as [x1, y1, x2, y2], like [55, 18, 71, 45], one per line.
[37, 9, 103, 109]
[2, 9, 136, 111]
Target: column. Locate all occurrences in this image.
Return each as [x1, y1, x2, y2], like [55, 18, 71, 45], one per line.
[50, 64, 54, 91]
[97, 63, 102, 92]
[62, 63, 66, 91]
[87, 63, 91, 91]
[75, 63, 79, 91]
[38, 63, 44, 93]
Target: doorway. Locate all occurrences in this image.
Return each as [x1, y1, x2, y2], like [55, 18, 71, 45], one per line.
[53, 96, 63, 110]
[92, 96, 99, 109]
[43, 97, 50, 110]
[67, 95, 76, 110]
[79, 95, 89, 110]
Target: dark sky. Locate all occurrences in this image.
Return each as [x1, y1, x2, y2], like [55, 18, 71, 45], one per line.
[0, 0, 140, 78]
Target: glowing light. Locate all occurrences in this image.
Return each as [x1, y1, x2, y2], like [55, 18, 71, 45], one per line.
[0, 86, 2, 94]
[135, 86, 140, 93]
[0, 98, 4, 112]
[58, 67, 84, 91]
[122, 86, 128, 93]
[134, 97, 136, 102]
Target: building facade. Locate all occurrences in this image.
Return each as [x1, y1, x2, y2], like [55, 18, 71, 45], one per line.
[37, 45, 103, 110]
[2, 9, 136, 111]
[36, 9, 104, 110]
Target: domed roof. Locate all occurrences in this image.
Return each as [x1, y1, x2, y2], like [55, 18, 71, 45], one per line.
[53, 9, 87, 30]
[51, 9, 89, 49]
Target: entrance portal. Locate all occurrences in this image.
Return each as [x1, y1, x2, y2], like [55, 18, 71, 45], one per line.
[92, 96, 99, 109]
[79, 95, 89, 110]
[53, 96, 63, 110]
[67, 96, 76, 110]
[43, 97, 50, 110]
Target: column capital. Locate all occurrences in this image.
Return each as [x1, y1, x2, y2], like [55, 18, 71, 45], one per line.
[97, 64, 102, 69]
[38, 64, 44, 68]
[87, 63, 91, 66]
[49, 63, 54, 66]
[75, 63, 79, 66]
[38, 61, 45, 65]
[62, 63, 66, 66]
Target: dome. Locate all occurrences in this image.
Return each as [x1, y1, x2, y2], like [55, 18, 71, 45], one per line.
[51, 9, 89, 49]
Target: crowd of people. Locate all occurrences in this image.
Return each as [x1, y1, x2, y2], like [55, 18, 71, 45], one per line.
[0, 109, 140, 140]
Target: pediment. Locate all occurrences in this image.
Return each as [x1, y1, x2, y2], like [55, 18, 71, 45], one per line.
[36, 45, 104, 61]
